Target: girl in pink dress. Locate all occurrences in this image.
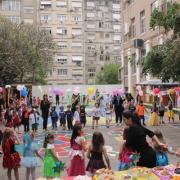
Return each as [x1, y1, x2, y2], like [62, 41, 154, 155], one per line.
[117, 127, 133, 170]
[66, 124, 88, 176]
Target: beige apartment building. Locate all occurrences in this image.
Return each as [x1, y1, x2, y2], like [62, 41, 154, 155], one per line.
[120, 0, 171, 95]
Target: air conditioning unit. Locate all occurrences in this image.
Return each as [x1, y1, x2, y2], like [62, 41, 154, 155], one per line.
[89, 39, 93, 43]
[124, 23, 130, 35]
[75, 21, 78, 24]
[124, 0, 130, 2]
[40, 6, 44, 10]
[72, 34, 76, 38]
[70, 7, 74, 11]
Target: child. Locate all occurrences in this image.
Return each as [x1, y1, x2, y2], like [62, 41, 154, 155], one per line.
[50, 106, 58, 130]
[117, 127, 133, 170]
[17, 106, 22, 120]
[137, 101, 148, 126]
[105, 94, 110, 105]
[61, 96, 65, 106]
[152, 129, 179, 166]
[32, 97, 36, 106]
[65, 105, 73, 130]
[22, 106, 30, 132]
[89, 103, 104, 129]
[37, 97, 41, 108]
[29, 108, 39, 132]
[104, 103, 112, 128]
[74, 106, 80, 125]
[66, 124, 88, 176]
[59, 106, 66, 130]
[159, 101, 165, 124]
[2, 128, 21, 180]
[48, 96, 53, 106]
[149, 102, 159, 126]
[43, 133, 60, 178]
[166, 101, 174, 123]
[129, 101, 136, 113]
[21, 133, 43, 180]
[12, 110, 21, 134]
[86, 131, 110, 175]
[5, 110, 13, 128]
[80, 105, 88, 128]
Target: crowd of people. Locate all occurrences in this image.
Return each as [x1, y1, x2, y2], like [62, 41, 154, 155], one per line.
[0, 89, 180, 180]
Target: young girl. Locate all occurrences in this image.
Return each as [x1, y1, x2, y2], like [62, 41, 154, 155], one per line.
[43, 133, 60, 178]
[90, 103, 104, 129]
[104, 103, 112, 128]
[74, 106, 80, 125]
[80, 105, 88, 128]
[149, 102, 159, 126]
[117, 127, 133, 170]
[86, 131, 110, 175]
[5, 110, 13, 128]
[159, 101, 165, 124]
[2, 128, 21, 180]
[166, 101, 174, 123]
[12, 110, 21, 134]
[152, 129, 179, 166]
[66, 124, 88, 176]
[21, 133, 43, 180]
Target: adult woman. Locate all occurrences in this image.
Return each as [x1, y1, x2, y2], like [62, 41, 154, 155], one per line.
[113, 94, 125, 126]
[56, 94, 59, 106]
[40, 94, 50, 131]
[122, 110, 166, 168]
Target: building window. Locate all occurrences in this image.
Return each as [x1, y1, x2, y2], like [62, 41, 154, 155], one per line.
[114, 34, 121, 41]
[41, 1, 51, 6]
[88, 68, 96, 77]
[87, 12, 95, 18]
[72, 28, 82, 35]
[87, 1, 95, 6]
[99, 22, 104, 28]
[105, 34, 109, 38]
[57, 55, 67, 62]
[24, 7, 33, 13]
[100, 55, 104, 61]
[124, 2, 127, 11]
[141, 49, 146, 62]
[124, 34, 128, 43]
[87, 34, 95, 40]
[113, 13, 120, 20]
[105, 56, 110, 61]
[42, 27, 51, 34]
[132, 54, 136, 74]
[72, 42, 82, 48]
[105, 44, 109, 50]
[88, 45, 96, 51]
[131, 0, 134, 4]
[113, 3, 120, 9]
[114, 45, 121, 50]
[47, 70, 52, 76]
[58, 69, 67, 76]
[6, 16, 20, 23]
[113, 24, 121, 31]
[100, 44, 103, 50]
[41, 14, 51, 21]
[99, 0, 104, 6]
[151, 1, 158, 12]
[140, 10, 145, 34]
[56, 1, 67, 7]
[131, 17, 136, 39]
[98, 11, 103, 18]
[125, 57, 128, 75]
[72, 2, 82, 7]
[2, 0, 20, 10]
[72, 15, 82, 21]
[57, 15, 67, 21]
[100, 33, 104, 38]
[57, 41, 67, 48]
[57, 28, 67, 35]
[87, 23, 95, 29]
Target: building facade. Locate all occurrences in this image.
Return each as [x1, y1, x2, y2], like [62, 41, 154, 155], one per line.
[120, 0, 171, 95]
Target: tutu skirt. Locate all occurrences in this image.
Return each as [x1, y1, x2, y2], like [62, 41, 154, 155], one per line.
[117, 161, 133, 171]
[149, 113, 158, 126]
[3, 152, 21, 168]
[86, 159, 106, 173]
[21, 156, 41, 168]
[166, 110, 174, 117]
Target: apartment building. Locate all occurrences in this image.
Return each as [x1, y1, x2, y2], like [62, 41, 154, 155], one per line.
[120, 0, 171, 95]
[84, 0, 122, 84]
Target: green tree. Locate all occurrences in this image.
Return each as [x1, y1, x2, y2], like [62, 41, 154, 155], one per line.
[140, 2, 180, 82]
[95, 63, 121, 84]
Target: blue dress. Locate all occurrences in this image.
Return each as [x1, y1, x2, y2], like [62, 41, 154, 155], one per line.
[21, 143, 42, 168]
[156, 152, 170, 166]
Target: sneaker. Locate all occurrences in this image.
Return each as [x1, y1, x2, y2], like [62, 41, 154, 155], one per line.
[162, 121, 165, 124]
[143, 123, 146, 126]
[115, 123, 118, 127]
[107, 126, 109, 128]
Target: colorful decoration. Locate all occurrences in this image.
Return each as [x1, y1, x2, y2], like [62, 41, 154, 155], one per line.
[154, 88, 160, 95]
[58, 90, 63, 97]
[88, 87, 94, 94]
[0, 87, 3, 93]
[53, 88, 59, 95]
[118, 89, 124, 96]
[136, 85, 141, 91]
[53, 161, 66, 177]
[138, 90, 143, 96]
[73, 89, 79, 96]
[21, 87, 28, 97]
[113, 89, 118, 95]
[129, 151, 141, 166]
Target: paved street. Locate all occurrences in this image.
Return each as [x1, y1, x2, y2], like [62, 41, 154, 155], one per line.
[0, 114, 180, 180]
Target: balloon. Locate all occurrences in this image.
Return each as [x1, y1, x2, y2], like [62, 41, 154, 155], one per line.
[118, 89, 124, 96]
[5, 85, 11, 88]
[154, 88, 160, 95]
[136, 85, 141, 90]
[75, 87, 79, 90]
[59, 90, 63, 96]
[170, 89, 176, 95]
[53, 88, 59, 95]
[78, 90, 81, 94]
[88, 87, 94, 94]
[38, 86, 41, 89]
[113, 89, 118, 95]
[21, 88, 28, 96]
[0, 87, 3, 93]
[175, 87, 180, 92]
[50, 89, 53, 93]
[66, 89, 70, 92]
[44, 91, 47, 94]
[16, 85, 23, 91]
[73, 90, 79, 96]
[139, 90, 143, 96]
[103, 90, 106, 93]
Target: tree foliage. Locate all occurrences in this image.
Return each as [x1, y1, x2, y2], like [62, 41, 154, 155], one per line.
[95, 63, 121, 84]
[141, 2, 180, 82]
[0, 15, 57, 85]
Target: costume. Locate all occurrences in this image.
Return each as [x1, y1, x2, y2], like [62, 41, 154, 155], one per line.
[59, 110, 66, 125]
[5, 114, 13, 128]
[156, 152, 170, 166]
[104, 107, 111, 121]
[166, 105, 174, 117]
[159, 105, 165, 117]
[50, 110, 58, 129]
[21, 144, 41, 168]
[80, 107, 86, 125]
[44, 143, 58, 178]
[2, 138, 21, 168]
[66, 137, 85, 176]
[13, 114, 20, 128]
[86, 146, 106, 173]
[30, 113, 39, 131]
[65, 110, 73, 130]
[149, 107, 158, 126]
[117, 145, 133, 171]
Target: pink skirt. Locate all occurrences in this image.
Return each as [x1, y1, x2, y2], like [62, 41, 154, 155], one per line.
[66, 155, 85, 176]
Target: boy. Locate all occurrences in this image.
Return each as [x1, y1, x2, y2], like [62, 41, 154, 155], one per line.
[32, 97, 36, 106]
[80, 105, 87, 128]
[50, 106, 58, 130]
[104, 103, 112, 128]
[137, 100, 148, 126]
[37, 97, 41, 108]
[22, 106, 30, 132]
[29, 108, 39, 132]
[129, 101, 136, 113]
[65, 105, 73, 130]
[59, 106, 66, 130]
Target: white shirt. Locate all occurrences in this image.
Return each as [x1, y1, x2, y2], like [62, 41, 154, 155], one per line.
[74, 110, 80, 121]
[93, 107, 100, 117]
[30, 113, 39, 124]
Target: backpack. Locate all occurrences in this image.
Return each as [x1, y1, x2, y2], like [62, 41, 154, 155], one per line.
[156, 153, 169, 166]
